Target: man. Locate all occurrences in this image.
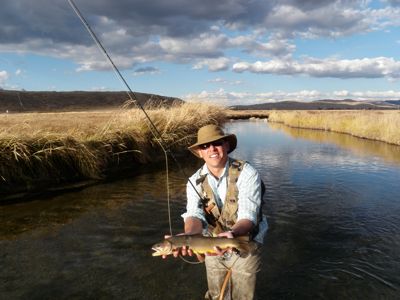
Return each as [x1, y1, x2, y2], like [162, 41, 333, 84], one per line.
[178, 124, 268, 300]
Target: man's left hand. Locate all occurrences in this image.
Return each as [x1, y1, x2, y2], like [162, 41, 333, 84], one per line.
[217, 230, 234, 239]
[205, 231, 235, 256]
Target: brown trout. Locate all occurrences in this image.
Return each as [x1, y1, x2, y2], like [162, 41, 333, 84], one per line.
[151, 234, 251, 256]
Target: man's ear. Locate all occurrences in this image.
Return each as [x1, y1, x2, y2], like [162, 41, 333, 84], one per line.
[197, 149, 203, 158]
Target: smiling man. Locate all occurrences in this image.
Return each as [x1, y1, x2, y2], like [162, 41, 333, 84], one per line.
[181, 124, 268, 300]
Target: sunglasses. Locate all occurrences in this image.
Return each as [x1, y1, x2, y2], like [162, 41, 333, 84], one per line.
[199, 139, 225, 150]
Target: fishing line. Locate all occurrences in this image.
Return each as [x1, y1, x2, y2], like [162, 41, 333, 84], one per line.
[67, 0, 204, 237]
[178, 255, 203, 265]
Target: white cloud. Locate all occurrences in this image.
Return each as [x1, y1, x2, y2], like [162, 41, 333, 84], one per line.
[208, 77, 226, 83]
[1, 0, 399, 76]
[252, 90, 323, 102]
[159, 33, 226, 57]
[183, 89, 400, 105]
[333, 90, 350, 97]
[347, 89, 400, 100]
[207, 77, 243, 85]
[264, 4, 368, 38]
[91, 86, 109, 91]
[368, 6, 400, 30]
[184, 88, 241, 105]
[2, 0, 400, 101]
[1, 1, 397, 72]
[233, 57, 400, 80]
[193, 57, 230, 71]
[0, 70, 9, 86]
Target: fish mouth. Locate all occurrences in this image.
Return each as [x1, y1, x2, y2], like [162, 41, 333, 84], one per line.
[152, 246, 162, 256]
[152, 245, 171, 256]
[151, 240, 173, 256]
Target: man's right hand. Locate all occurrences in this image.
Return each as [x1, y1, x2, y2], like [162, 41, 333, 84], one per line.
[162, 234, 205, 262]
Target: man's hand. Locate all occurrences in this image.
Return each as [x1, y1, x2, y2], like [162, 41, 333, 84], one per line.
[161, 234, 204, 262]
[161, 234, 187, 259]
[204, 231, 235, 257]
[216, 231, 235, 239]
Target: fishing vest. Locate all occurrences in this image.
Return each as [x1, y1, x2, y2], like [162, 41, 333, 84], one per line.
[197, 158, 261, 236]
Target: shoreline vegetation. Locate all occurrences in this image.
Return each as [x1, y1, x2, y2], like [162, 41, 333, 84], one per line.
[267, 110, 400, 146]
[0, 102, 226, 201]
[226, 110, 400, 146]
[2, 103, 400, 201]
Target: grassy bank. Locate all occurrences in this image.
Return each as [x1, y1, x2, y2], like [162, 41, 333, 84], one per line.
[0, 102, 227, 199]
[268, 110, 400, 146]
[226, 109, 270, 119]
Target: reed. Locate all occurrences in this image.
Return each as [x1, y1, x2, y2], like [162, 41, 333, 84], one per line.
[0, 102, 227, 196]
[225, 110, 270, 120]
[268, 110, 400, 146]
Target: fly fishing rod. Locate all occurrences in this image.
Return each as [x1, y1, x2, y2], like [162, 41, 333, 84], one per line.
[67, 0, 205, 237]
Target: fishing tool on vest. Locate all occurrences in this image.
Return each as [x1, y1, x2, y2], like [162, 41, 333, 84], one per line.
[67, 0, 207, 239]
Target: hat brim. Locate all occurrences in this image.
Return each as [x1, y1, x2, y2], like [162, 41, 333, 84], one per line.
[188, 134, 237, 157]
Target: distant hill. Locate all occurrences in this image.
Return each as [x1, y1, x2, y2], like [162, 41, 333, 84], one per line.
[0, 90, 183, 113]
[385, 100, 400, 106]
[231, 99, 400, 110]
[3, 91, 399, 113]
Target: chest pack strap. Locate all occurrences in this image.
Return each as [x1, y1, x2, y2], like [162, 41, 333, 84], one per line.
[220, 159, 243, 227]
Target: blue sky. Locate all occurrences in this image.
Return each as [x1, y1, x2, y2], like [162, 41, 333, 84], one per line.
[1, 0, 400, 105]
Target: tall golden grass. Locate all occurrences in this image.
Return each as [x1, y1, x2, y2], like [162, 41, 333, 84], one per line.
[268, 110, 400, 146]
[0, 102, 227, 196]
[225, 110, 270, 119]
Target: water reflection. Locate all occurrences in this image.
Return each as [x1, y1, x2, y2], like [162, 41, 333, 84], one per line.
[0, 164, 207, 299]
[0, 165, 193, 239]
[268, 121, 400, 166]
[226, 120, 400, 299]
[1, 120, 400, 299]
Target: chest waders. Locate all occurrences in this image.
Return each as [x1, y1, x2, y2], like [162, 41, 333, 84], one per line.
[198, 159, 265, 300]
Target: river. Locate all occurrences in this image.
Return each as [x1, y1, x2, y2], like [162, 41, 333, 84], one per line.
[1, 120, 399, 299]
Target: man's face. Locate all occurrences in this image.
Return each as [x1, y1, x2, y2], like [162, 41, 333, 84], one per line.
[197, 139, 229, 171]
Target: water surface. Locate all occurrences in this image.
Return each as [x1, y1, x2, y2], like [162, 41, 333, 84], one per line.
[1, 120, 399, 299]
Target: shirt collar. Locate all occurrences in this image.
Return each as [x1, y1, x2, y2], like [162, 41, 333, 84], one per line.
[201, 159, 230, 180]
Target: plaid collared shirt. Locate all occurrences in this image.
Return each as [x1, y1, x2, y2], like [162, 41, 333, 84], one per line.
[182, 158, 268, 244]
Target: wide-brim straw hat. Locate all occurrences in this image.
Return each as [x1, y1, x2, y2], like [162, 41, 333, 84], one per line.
[188, 124, 237, 157]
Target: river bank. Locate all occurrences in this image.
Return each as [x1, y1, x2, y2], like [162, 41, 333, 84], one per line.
[0, 102, 226, 201]
[226, 109, 400, 146]
[267, 110, 400, 146]
[225, 109, 270, 119]
[2, 107, 399, 201]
